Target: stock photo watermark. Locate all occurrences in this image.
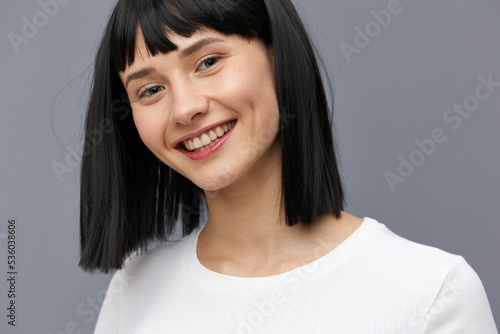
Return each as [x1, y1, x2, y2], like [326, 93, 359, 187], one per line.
[179, 110, 297, 225]
[236, 234, 335, 333]
[5, 218, 18, 327]
[384, 73, 499, 192]
[47, 271, 134, 334]
[51, 94, 131, 183]
[409, 262, 469, 328]
[7, 0, 74, 54]
[340, 0, 408, 64]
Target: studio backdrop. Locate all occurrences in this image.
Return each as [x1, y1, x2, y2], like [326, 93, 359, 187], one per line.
[1, 0, 498, 333]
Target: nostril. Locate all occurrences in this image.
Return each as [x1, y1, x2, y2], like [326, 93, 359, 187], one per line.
[171, 93, 210, 126]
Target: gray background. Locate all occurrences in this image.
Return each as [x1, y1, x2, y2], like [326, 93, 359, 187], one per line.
[1, 0, 498, 332]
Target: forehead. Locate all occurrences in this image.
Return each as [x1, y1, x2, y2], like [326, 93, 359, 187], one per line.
[125, 27, 222, 71]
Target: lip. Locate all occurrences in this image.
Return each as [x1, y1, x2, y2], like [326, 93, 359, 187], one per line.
[174, 118, 237, 148]
[176, 120, 236, 161]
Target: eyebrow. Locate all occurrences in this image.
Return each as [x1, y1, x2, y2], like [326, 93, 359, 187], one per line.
[125, 68, 156, 88]
[124, 37, 226, 88]
[179, 37, 225, 58]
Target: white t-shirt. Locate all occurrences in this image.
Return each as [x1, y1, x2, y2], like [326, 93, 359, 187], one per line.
[94, 217, 498, 333]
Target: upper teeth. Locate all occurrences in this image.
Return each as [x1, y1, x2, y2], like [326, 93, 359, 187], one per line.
[183, 120, 235, 151]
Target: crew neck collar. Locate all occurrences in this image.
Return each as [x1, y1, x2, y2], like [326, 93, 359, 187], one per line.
[183, 217, 378, 295]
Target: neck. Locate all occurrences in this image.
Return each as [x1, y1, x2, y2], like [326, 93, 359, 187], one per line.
[201, 137, 288, 262]
[197, 137, 360, 276]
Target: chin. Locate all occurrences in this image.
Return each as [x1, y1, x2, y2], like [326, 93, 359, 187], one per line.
[191, 167, 241, 193]
[194, 175, 236, 192]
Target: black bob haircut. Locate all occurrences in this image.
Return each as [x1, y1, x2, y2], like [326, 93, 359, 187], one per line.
[79, 0, 345, 273]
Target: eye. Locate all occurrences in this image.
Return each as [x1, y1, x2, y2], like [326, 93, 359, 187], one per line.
[139, 85, 165, 98]
[197, 56, 220, 72]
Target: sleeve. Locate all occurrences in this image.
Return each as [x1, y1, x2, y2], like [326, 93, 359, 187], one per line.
[93, 270, 124, 334]
[422, 256, 498, 334]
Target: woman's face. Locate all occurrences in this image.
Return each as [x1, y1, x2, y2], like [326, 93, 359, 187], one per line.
[119, 28, 281, 191]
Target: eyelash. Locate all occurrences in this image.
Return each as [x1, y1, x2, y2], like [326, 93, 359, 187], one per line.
[197, 55, 221, 72]
[139, 85, 165, 99]
[137, 55, 222, 99]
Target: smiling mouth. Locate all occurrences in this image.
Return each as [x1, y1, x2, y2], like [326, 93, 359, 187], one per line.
[181, 120, 236, 152]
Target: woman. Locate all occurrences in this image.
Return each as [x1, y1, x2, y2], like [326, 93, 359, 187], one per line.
[79, 0, 497, 332]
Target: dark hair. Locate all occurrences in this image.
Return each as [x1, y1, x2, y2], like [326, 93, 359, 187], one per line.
[79, 0, 344, 273]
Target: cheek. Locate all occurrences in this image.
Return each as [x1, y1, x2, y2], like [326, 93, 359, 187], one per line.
[218, 64, 276, 118]
[231, 64, 263, 95]
[230, 68, 279, 125]
[132, 109, 167, 152]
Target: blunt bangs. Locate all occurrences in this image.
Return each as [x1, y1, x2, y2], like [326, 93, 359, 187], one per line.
[109, 0, 272, 73]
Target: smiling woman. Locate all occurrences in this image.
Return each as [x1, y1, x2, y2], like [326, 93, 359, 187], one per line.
[79, 0, 497, 333]
[121, 29, 280, 190]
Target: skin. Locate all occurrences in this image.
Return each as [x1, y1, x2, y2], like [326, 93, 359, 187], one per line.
[120, 27, 364, 277]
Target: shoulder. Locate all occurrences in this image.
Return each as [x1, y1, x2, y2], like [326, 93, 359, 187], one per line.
[94, 230, 201, 333]
[355, 217, 484, 301]
[361, 217, 466, 271]
[109, 228, 199, 292]
[359, 217, 496, 331]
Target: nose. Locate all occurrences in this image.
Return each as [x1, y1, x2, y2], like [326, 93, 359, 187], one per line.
[170, 79, 209, 126]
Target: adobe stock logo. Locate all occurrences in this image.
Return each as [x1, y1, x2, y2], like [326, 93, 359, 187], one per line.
[384, 74, 499, 192]
[7, 0, 73, 54]
[339, 0, 407, 64]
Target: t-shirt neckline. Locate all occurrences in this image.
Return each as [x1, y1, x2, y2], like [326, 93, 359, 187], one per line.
[183, 216, 377, 294]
